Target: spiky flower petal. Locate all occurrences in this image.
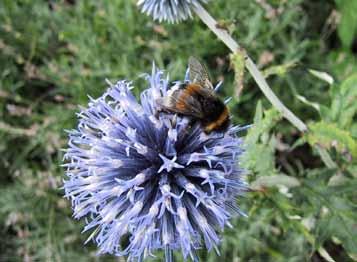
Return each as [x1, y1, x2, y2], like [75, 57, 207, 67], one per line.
[63, 64, 246, 261]
[137, 0, 208, 23]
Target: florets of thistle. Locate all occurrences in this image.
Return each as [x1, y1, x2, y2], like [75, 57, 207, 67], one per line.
[137, 0, 208, 23]
[63, 64, 246, 261]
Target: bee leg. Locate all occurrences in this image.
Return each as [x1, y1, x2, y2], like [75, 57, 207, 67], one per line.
[154, 98, 167, 119]
[154, 109, 160, 119]
[181, 118, 197, 136]
[216, 133, 225, 139]
[171, 114, 177, 127]
[187, 119, 197, 130]
[154, 106, 168, 119]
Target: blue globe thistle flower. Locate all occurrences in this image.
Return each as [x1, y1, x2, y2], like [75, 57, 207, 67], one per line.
[137, 0, 208, 23]
[63, 64, 246, 261]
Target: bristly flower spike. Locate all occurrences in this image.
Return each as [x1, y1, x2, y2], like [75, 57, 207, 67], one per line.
[63, 64, 246, 261]
[137, 0, 208, 23]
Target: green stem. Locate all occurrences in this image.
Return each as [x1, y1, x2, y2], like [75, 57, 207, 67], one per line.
[193, 4, 308, 132]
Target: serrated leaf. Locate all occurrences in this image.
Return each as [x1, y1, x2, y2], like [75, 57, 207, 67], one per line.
[307, 121, 357, 160]
[310, 179, 357, 257]
[244, 102, 282, 146]
[317, 73, 357, 131]
[243, 144, 276, 174]
[337, 74, 357, 128]
[242, 102, 282, 176]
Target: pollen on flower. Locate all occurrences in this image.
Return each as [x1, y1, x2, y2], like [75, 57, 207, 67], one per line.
[63, 64, 246, 262]
[198, 216, 208, 226]
[177, 206, 187, 219]
[125, 127, 137, 140]
[134, 143, 148, 155]
[149, 115, 163, 129]
[102, 209, 118, 223]
[133, 201, 143, 211]
[149, 204, 159, 216]
[86, 176, 101, 183]
[168, 128, 177, 141]
[93, 167, 108, 176]
[112, 159, 123, 168]
[111, 186, 124, 196]
[135, 173, 146, 184]
[185, 182, 196, 191]
[162, 184, 171, 193]
[200, 169, 209, 178]
[162, 233, 170, 245]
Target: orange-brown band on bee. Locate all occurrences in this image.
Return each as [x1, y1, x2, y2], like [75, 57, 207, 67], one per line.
[204, 106, 229, 133]
[175, 84, 202, 111]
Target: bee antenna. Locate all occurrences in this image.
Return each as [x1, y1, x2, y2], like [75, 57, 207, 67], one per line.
[105, 78, 114, 86]
[184, 67, 190, 81]
[214, 81, 223, 92]
[224, 97, 232, 104]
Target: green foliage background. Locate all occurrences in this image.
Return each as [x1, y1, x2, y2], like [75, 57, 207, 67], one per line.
[0, 0, 356, 261]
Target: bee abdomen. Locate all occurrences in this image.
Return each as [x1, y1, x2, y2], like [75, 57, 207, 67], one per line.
[203, 106, 230, 133]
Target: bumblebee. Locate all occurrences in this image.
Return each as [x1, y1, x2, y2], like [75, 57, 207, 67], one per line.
[159, 57, 230, 134]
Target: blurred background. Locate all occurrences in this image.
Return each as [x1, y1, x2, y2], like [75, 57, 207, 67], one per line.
[0, 0, 356, 261]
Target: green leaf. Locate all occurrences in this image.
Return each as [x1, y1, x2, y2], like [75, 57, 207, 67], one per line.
[308, 69, 334, 85]
[296, 94, 321, 113]
[263, 61, 297, 78]
[337, 74, 357, 128]
[242, 102, 282, 176]
[307, 121, 357, 160]
[321, 73, 357, 130]
[335, 0, 357, 48]
[244, 101, 282, 146]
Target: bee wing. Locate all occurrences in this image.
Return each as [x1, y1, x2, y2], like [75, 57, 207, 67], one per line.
[188, 56, 214, 89]
[159, 88, 204, 118]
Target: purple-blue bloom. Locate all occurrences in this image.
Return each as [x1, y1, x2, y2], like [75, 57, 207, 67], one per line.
[137, 0, 208, 23]
[63, 64, 246, 261]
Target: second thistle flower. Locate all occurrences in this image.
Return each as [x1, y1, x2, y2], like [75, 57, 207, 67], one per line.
[137, 0, 208, 23]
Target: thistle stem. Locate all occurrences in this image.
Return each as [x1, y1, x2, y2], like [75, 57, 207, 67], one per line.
[165, 245, 173, 262]
[193, 4, 308, 132]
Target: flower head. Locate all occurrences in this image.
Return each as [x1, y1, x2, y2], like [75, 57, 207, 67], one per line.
[137, 0, 208, 23]
[63, 64, 246, 261]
